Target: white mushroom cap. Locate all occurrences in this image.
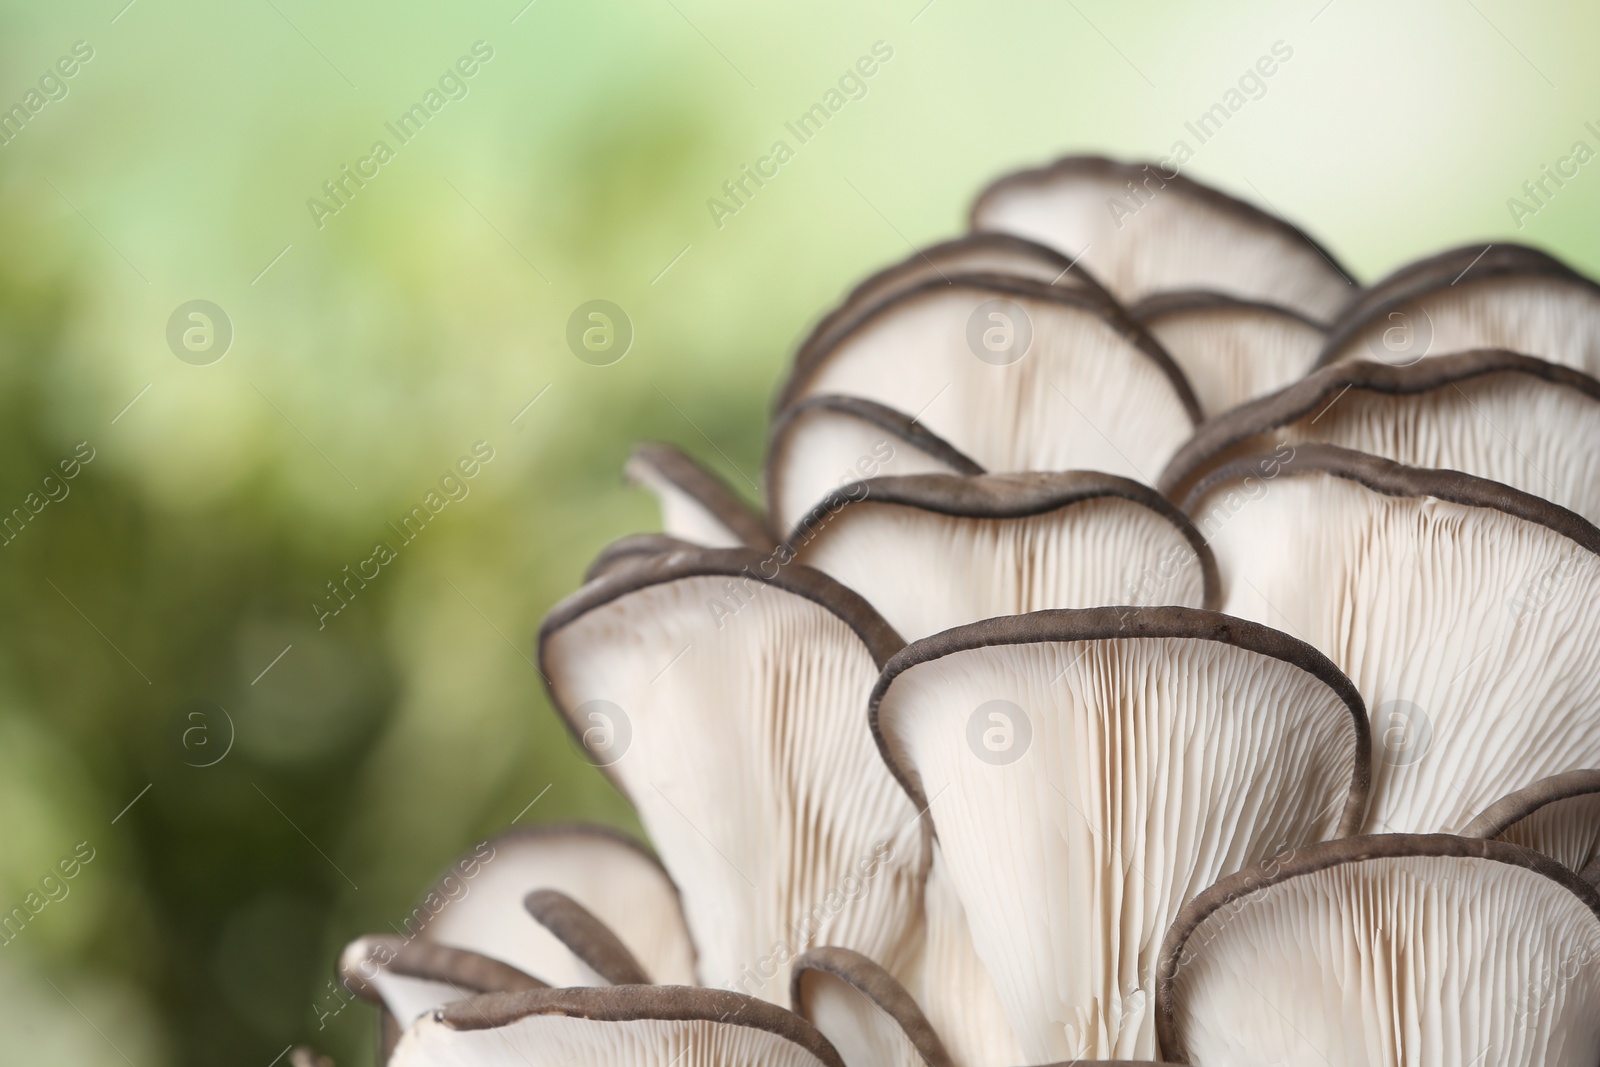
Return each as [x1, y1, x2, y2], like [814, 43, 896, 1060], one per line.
[390, 986, 848, 1067]
[775, 275, 1201, 484]
[790, 947, 953, 1067]
[870, 606, 1369, 1060]
[970, 155, 1356, 320]
[539, 548, 928, 1005]
[338, 935, 546, 1027]
[1159, 350, 1600, 522]
[1156, 835, 1600, 1065]
[788, 471, 1218, 641]
[1463, 770, 1600, 884]
[1130, 291, 1329, 418]
[585, 533, 704, 583]
[766, 395, 984, 539]
[794, 233, 1113, 378]
[1184, 444, 1600, 834]
[624, 443, 771, 549]
[1317, 243, 1600, 373]
[411, 824, 696, 988]
[523, 888, 655, 985]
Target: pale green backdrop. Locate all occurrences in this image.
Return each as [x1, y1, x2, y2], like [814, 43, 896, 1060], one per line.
[0, 0, 1595, 1063]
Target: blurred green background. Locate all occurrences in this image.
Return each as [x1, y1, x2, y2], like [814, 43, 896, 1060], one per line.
[0, 0, 1596, 1063]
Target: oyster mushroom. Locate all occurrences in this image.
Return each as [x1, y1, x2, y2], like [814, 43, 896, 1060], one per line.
[1157, 834, 1600, 1064]
[765, 395, 983, 539]
[793, 233, 1113, 384]
[870, 606, 1369, 1059]
[333, 152, 1600, 1067]
[1317, 243, 1600, 372]
[969, 154, 1356, 320]
[1128, 291, 1329, 417]
[1462, 770, 1600, 884]
[775, 274, 1201, 482]
[390, 987, 848, 1067]
[1158, 349, 1600, 522]
[1183, 444, 1600, 833]
[539, 548, 927, 1006]
[786, 470, 1218, 640]
[790, 946, 953, 1067]
[339, 936, 547, 1026]
[624, 443, 771, 550]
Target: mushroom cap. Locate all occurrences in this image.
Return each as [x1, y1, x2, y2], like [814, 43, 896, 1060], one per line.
[1156, 834, 1600, 1065]
[1130, 290, 1328, 418]
[339, 935, 547, 1026]
[390, 986, 848, 1067]
[1183, 443, 1600, 834]
[970, 154, 1356, 320]
[409, 823, 696, 988]
[765, 395, 983, 539]
[775, 274, 1201, 483]
[789, 233, 1114, 406]
[1462, 770, 1600, 884]
[1316, 242, 1600, 373]
[870, 605, 1369, 1059]
[1158, 349, 1600, 513]
[585, 533, 703, 583]
[624, 443, 771, 550]
[787, 470, 1219, 641]
[790, 946, 954, 1067]
[539, 547, 926, 1005]
[522, 888, 654, 985]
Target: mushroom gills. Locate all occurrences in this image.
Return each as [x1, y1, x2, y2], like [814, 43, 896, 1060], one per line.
[789, 471, 1218, 641]
[1184, 444, 1600, 834]
[870, 606, 1368, 1060]
[1157, 835, 1600, 1065]
[970, 155, 1356, 320]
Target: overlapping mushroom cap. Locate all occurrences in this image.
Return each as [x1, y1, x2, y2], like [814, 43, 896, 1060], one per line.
[330, 155, 1600, 1066]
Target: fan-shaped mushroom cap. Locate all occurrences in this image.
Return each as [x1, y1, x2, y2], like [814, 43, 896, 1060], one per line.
[339, 935, 547, 1026]
[411, 824, 696, 987]
[870, 607, 1369, 1060]
[1129, 292, 1328, 418]
[790, 947, 953, 1067]
[523, 889, 654, 985]
[586, 534, 703, 583]
[539, 548, 927, 1005]
[788, 471, 1218, 641]
[765, 396, 984, 539]
[793, 234, 1113, 386]
[907, 845, 1026, 1067]
[389, 986, 848, 1067]
[624, 443, 771, 550]
[1463, 770, 1600, 884]
[1156, 834, 1600, 1065]
[1317, 243, 1600, 373]
[1183, 444, 1600, 834]
[775, 276, 1201, 484]
[970, 155, 1355, 320]
[1158, 350, 1600, 519]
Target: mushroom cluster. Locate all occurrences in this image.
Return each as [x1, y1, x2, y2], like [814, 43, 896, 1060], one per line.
[335, 156, 1600, 1065]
